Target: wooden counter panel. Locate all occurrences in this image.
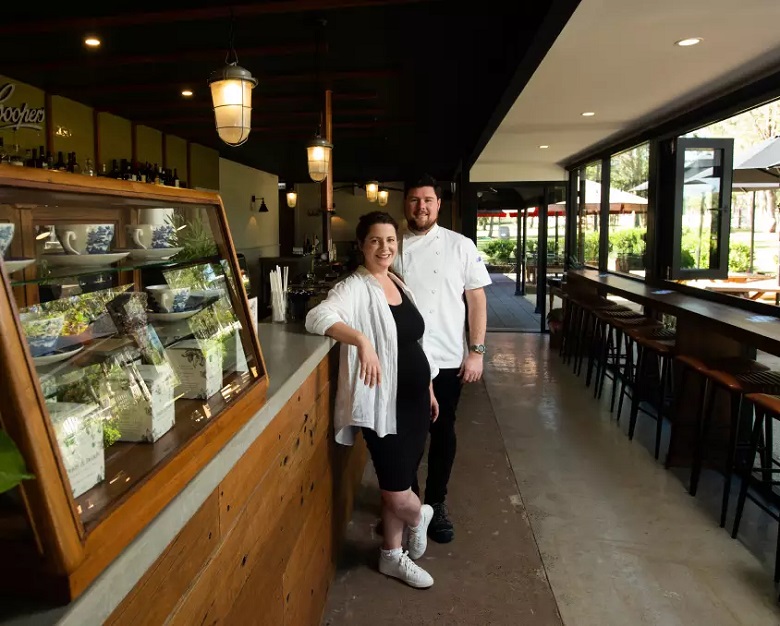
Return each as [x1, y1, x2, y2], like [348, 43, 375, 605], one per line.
[108, 347, 365, 626]
[105, 490, 220, 626]
[218, 364, 323, 535]
[167, 380, 333, 625]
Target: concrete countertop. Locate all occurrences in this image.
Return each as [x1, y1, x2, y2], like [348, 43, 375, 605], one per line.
[1, 323, 334, 626]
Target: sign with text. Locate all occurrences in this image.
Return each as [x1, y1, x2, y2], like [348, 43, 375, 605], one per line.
[0, 83, 45, 132]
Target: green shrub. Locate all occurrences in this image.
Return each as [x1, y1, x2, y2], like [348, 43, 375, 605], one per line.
[609, 228, 646, 256]
[482, 239, 516, 264]
[728, 242, 751, 273]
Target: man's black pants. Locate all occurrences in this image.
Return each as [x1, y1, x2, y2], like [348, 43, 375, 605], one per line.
[412, 368, 463, 504]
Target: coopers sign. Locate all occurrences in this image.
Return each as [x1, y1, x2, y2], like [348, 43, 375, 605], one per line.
[0, 83, 45, 131]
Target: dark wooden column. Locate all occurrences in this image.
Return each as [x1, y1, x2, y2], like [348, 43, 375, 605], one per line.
[321, 89, 333, 258]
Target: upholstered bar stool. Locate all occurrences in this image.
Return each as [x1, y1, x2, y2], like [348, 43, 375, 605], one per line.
[683, 356, 780, 527]
[623, 326, 677, 460]
[732, 392, 780, 583]
[615, 318, 667, 422]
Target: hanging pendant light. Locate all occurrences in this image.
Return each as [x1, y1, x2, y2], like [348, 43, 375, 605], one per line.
[377, 188, 389, 207]
[366, 181, 379, 202]
[307, 133, 332, 182]
[286, 188, 298, 208]
[208, 14, 257, 147]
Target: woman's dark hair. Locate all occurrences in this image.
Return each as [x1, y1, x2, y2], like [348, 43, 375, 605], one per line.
[356, 211, 398, 244]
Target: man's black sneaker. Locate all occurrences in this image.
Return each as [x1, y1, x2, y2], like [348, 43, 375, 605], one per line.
[428, 502, 454, 543]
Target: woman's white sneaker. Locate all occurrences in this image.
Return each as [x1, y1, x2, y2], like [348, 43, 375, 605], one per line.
[407, 504, 433, 559]
[379, 550, 434, 588]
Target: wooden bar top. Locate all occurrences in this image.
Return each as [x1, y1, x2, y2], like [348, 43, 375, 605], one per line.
[568, 269, 780, 357]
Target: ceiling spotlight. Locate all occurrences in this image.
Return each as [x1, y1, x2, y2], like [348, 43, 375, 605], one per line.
[181, 89, 193, 97]
[675, 37, 702, 47]
[539, 145, 549, 149]
[581, 111, 595, 117]
[84, 36, 101, 47]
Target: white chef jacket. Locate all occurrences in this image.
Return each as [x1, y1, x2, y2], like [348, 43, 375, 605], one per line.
[392, 224, 492, 369]
[305, 266, 439, 445]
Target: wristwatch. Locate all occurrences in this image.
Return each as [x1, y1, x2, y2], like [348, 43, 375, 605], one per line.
[470, 344, 486, 355]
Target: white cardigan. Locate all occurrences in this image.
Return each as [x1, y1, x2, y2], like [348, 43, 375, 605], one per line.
[305, 266, 439, 445]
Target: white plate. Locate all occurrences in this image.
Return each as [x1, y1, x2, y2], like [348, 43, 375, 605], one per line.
[43, 251, 130, 267]
[33, 345, 84, 366]
[127, 247, 183, 261]
[3, 258, 35, 273]
[147, 308, 201, 322]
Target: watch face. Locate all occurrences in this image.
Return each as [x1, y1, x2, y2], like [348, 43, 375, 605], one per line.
[472, 344, 485, 354]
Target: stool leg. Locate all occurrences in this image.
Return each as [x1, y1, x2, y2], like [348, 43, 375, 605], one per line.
[732, 407, 765, 539]
[688, 374, 710, 496]
[628, 343, 646, 441]
[593, 320, 609, 398]
[587, 317, 602, 390]
[720, 392, 743, 528]
[654, 355, 671, 460]
[617, 333, 633, 423]
[609, 328, 624, 412]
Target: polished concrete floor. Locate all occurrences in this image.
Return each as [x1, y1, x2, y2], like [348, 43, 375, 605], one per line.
[485, 333, 780, 625]
[323, 333, 780, 625]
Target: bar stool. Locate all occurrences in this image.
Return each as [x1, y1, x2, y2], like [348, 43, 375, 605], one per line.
[615, 318, 666, 422]
[590, 308, 647, 403]
[562, 296, 622, 371]
[683, 356, 780, 527]
[732, 392, 780, 583]
[625, 325, 677, 460]
[578, 303, 637, 383]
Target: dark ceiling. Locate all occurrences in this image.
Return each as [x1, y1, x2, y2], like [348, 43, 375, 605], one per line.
[0, 1, 576, 184]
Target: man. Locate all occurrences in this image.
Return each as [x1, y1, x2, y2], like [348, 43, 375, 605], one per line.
[392, 173, 491, 543]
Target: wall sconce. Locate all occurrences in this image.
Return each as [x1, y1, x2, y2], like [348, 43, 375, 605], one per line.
[208, 15, 257, 146]
[251, 195, 268, 213]
[366, 181, 379, 203]
[377, 188, 389, 207]
[286, 189, 298, 208]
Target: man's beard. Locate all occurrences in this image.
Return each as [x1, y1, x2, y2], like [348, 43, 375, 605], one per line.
[408, 215, 435, 232]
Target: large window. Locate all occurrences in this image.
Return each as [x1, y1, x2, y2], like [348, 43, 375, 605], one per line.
[608, 144, 649, 276]
[577, 161, 602, 266]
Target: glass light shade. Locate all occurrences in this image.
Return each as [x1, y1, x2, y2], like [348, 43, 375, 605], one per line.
[377, 189, 389, 207]
[286, 191, 298, 208]
[366, 181, 379, 202]
[208, 64, 257, 147]
[307, 136, 333, 182]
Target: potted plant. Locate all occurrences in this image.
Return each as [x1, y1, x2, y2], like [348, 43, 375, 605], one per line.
[0, 430, 33, 494]
[613, 229, 645, 272]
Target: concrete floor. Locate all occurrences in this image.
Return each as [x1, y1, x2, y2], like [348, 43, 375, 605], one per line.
[323, 333, 780, 625]
[485, 333, 780, 625]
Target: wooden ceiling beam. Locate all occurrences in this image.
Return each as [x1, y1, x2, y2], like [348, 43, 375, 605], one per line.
[9, 43, 318, 73]
[49, 69, 398, 97]
[135, 109, 387, 125]
[0, 0, 440, 35]
[103, 91, 378, 113]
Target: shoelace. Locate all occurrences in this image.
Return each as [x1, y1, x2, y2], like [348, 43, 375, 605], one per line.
[399, 551, 418, 576]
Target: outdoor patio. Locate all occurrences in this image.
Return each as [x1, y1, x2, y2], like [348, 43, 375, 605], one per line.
[485, 273, 548, 332]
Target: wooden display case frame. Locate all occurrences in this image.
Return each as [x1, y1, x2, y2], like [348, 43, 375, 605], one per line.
[0, 166, 268, 602]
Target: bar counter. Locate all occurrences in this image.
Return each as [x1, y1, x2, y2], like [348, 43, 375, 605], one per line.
[1, 323, 365, 626]
[566, 269, 780, 468]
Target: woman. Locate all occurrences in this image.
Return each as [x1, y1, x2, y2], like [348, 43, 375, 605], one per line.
[305, 211, 438, 589]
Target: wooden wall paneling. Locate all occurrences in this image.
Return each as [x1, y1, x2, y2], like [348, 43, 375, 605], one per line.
[167, 378, 329, 625]
[105, 490, 220, 626]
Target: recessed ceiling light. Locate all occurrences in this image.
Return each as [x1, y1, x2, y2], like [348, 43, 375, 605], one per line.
[539, 145, 549, 149]
[675, 37, 702, 47]
[581, 111, 595, 117]
[181, 89, 193, 97]
[84, 36, 101, 47]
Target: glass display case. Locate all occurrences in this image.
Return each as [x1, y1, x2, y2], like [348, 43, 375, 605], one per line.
[0, 166, 267, 602]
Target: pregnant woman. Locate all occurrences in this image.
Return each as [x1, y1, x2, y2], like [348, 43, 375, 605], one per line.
[305, 211, 439, 589]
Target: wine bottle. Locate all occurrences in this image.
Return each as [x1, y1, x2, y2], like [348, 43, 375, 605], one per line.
[38, 146, 47, 169]
[55, 151, 67, 171]
[26, 148, 36, 168]
[173, 168, 180, 188]
[0, 138, 7, 164]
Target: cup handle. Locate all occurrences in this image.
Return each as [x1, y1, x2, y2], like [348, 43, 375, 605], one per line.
[131, 228, 147, 250]
[61, 231, 80, 255]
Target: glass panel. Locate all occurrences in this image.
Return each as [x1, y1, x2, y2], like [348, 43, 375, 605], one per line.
[577, 162, 602, 266]
[608, 143, 649, 277]
[0, 187, 260, 530]
[680, 148, 723, 271]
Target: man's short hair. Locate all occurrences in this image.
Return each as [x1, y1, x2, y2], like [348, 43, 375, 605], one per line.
[403, 173, 441, 199]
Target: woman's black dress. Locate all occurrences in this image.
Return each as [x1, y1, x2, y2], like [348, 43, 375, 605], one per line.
[362, 284, 431, 492]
